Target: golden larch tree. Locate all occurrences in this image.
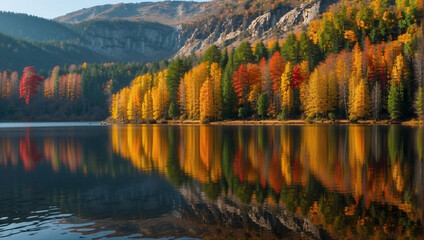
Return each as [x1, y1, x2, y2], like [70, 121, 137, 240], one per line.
[281, 62, 293, 114]
[199, 78, 213, 121]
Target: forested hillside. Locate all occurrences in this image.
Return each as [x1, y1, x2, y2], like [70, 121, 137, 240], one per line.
[0, 32, 107, 71]
[0, 0, 422, 122]
[109, 0, 423, 122]
[0, 11, 79, 42]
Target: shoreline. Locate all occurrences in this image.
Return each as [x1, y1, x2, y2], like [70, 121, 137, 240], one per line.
[102, 119, 423, 126]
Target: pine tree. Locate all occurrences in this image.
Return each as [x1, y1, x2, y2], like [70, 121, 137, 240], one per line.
[257, 93, 269, 119]
[254, 41, 269, 62]
[166, 58, 187, 118]
[233, 41, 255, 68]
[415, 87, 423, 119]
[388, 81, 404, 120]
[202, 45, 221, 64]
[281, 33, 299, 64]
[222, 53, 237, 118]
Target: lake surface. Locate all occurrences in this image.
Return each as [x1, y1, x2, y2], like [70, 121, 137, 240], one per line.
[0, 123, 423, 239]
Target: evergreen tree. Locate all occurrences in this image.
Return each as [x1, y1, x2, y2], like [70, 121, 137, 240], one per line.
[166, 58, 187, 118]
[415, 87, 423, 119]
[220, 49, 229, 69]
[270, 39, 280, 54]
[202, 45, 221, 64]
[257, 92, 269, 119]
[281, 33, 300, 64]
[254, 41, 268, 63]
[222, 53, 237, 118]
[388, 81, 404, 120]
[233, 41, 255, 68]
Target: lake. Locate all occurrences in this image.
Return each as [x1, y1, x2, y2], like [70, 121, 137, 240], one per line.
[0, 123, 422, 239]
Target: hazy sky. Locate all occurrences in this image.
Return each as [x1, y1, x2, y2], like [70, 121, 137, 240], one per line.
[0, 0, 144, 19]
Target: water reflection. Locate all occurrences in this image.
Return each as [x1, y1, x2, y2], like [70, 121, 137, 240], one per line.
[110, 125, 424, 238]
[0, 124, 422, 239]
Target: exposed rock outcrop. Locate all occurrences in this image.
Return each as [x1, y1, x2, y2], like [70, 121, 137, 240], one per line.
[175, 0, 322, 57]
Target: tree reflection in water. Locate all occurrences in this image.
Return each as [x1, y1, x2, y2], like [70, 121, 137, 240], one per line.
[0, 125, 422, 239]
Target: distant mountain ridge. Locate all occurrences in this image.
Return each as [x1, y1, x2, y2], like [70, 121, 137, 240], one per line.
[54, 1, 215, 26]
[0, 32, 107, 71]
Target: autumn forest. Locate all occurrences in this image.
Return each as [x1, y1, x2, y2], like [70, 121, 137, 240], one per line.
[0, 0, 423, 123]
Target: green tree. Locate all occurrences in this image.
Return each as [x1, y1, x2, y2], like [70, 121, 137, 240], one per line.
[257, 92, 269, 118]
[281, 33, 300, 64]
[166, 58, 188, 118]
[254, 41, 268, 62]
[202, 45, 221, 64]
[220, 48, 229, 69]
[233, 41, 255, 68]
[299, 31, 322, 70]
[388, 81, 404, 120]
[415, 87, 423, 119]
[222, 53, 237, 118]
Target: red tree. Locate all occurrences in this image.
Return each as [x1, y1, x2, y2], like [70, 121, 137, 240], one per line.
[269, 51, 284, 93]
[19, 66, 44, 104]
[233, 64, 249, 105]
[291, 65, 303, 87]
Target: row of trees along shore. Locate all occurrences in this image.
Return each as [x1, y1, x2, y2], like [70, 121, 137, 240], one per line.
[0, 0, 423, 122]
[110, 0, 424, 123]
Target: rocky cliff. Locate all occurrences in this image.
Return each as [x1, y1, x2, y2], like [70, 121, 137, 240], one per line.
[175, 0, 333, 56]
[72, 20, 180, 62]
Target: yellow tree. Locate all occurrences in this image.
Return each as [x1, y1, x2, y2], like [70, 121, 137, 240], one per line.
[336, 51, 352, 117]
[119, 87, 131, 121]
[392, 54, 409, 85]
[349, 43, 363, 119]
[306, 70, 327, 118]
[281, 62, 293, 114]
[350, 79, 371, 119]
[199, 78, 213, 121]
[142, 90, 153, 121]
[127, 83, 142, 121]
[110, 93, 120, 120]
[185, 63, 208, 119]
[298, 61, 310, 111]
[152, 70, 169, 120]
[210, 62, 222, 119]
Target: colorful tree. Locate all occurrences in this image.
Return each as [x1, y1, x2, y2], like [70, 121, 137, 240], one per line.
[200, 79, 213, 121]
[210, 62, 222, 119]
[281, 62, 294, 114]
[142, 90, 153, 121]
[351, 79, 371, 120]
[233, 64, 249, 105]
[19, 66, 44, 104]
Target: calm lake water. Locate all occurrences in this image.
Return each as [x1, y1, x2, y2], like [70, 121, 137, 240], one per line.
[0, 123, 423, 239]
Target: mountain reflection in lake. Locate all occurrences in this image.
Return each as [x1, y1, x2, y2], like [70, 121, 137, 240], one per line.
[0, 124, 422, 239]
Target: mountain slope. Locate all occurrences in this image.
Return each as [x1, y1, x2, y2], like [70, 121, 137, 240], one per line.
[0, 11, 79, 42]
[55, 1, 221, 26]
[71, 20, 180, 62]
[0, 32, 108, 71]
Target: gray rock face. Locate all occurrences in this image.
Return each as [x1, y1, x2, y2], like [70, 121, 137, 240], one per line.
[175, 0, 322, 57]
[73, 20, 180, 62]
